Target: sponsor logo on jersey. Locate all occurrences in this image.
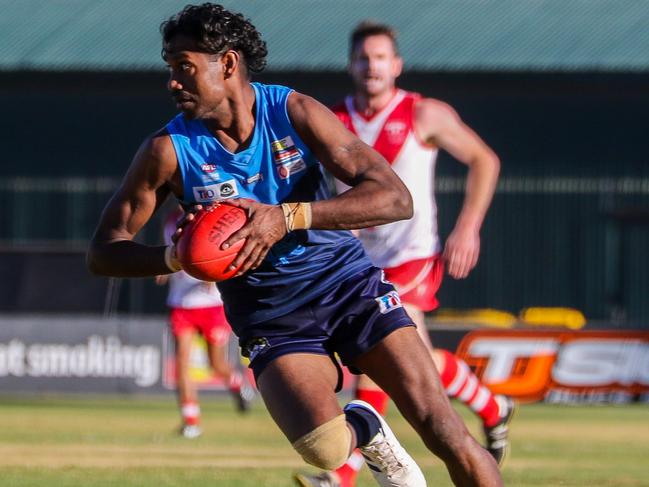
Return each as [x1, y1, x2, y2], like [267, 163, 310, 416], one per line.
[271, 135, 303, 165]
[245, 173, 263, 185]
[192, 179, 239, 202]
[266, 233, 306, 265]
[199, 164, 220, 181]
[384, 120, 408, 144]
[278, 159, 307, 179]
[375, 290, 402, 314]
[201, 175, 220, 183]
[385, 120, 407, 136]
[218, 181, 236, 198]
[201, 163, 218, 174]
[271, 136, 294, 152]
[456, 330, 649, 404]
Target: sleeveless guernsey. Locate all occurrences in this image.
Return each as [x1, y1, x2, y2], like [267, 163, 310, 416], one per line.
[166, 83, 372, 333]
[333, 90, 441, 269]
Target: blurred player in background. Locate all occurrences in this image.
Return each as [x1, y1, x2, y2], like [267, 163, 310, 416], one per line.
[157, 206, 252, 439]
[295, 21, 513, 487]
[88, 3, 504, 486]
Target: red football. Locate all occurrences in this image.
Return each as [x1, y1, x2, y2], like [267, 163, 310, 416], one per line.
[175, 203, 247, 282]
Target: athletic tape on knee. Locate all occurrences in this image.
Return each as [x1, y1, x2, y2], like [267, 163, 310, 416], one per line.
[292, 414, 351, 470]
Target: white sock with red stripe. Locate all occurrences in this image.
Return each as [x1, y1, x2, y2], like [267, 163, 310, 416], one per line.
[181, 401, 200, 426]
[438, 349, 501, 427]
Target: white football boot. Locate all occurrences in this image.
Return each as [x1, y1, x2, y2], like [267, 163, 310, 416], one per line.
[180, 424, 202, 439]
[344, 400, 427, 487]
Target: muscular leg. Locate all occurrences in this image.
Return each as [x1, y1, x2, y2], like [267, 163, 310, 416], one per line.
[355, 303, 467, 384]
[354, 327, 502, 487]
[403, 303, 442, 367]
[258, 353, 360, 471]
[331, 305, 448, 487]
[326, 371, 383, 487]
[407, 304, 505, 433]
[175, 331, 202, 434]
[206, 340, 233, 383]
[175, 331, 197, 406]
[267, 352, 427, 486]
[328, 303, 504, 486]
[207, 336, 252, 412]
[257, 353, 351, 443]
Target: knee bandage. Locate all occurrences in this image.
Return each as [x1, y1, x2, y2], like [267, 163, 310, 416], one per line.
[292, 414, 351, 470]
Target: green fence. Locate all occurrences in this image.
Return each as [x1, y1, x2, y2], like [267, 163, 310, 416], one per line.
[436, 176, 649, 326]
[0, 178, 119, 246]
[0, 177, 169, 247]
[1, 176, 648, 324]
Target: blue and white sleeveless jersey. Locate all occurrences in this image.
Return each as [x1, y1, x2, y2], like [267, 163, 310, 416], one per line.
[165, 83, 372, 336]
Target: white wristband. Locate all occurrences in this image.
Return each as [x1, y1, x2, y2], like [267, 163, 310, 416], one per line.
[164, 245, 181, 273]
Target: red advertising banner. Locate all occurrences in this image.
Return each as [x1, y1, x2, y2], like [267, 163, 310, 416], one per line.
[456, 330, 649, 404]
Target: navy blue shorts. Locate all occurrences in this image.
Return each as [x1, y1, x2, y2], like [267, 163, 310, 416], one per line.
[240, 266, 414, 386]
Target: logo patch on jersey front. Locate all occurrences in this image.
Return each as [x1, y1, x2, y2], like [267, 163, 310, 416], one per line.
[199, 163, 220, 181]
[192, 179, 239, 202]
[278, 159, 307, 179]
[271, 135, 303, 165]
[271, 136, 294, 152]
[245, 173, 264, 185]
[375, 290, 402, 314]
[201, 163, 218, 174]
[384, 120, 407, 144]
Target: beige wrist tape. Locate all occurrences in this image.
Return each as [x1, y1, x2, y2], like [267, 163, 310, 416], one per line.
[164, 245, 182, 273]
[281, 202, 312, 232]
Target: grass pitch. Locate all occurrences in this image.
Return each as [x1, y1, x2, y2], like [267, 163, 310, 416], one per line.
[0, 395, 648, 486]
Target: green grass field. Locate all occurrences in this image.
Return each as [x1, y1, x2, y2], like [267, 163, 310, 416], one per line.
[1, 395, 648, 486]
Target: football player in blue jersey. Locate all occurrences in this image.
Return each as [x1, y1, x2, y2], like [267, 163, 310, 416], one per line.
[88, 4, 503, 486]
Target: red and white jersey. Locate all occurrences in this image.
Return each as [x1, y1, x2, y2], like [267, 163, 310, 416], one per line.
[332, 90, 441, 269]
[163, 210, 223, 309]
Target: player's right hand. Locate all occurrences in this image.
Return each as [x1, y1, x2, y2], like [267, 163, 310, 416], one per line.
[443, 224, 480, 279]
[219, 198, 287, 277]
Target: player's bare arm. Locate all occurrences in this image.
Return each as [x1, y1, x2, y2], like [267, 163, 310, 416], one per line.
[416, 99, 500, 279]
[289, 92, 413, 228]
[222, 92, 413, 276]
[87, 132, 181, 277]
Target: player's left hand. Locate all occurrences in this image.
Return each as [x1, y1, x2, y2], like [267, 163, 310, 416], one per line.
[221, 198, 287, 277]
[443, 225, 480, 279]
[170, 204, 203, 245]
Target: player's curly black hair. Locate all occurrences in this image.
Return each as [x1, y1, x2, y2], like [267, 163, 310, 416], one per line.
[161, 3, 268, 74]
